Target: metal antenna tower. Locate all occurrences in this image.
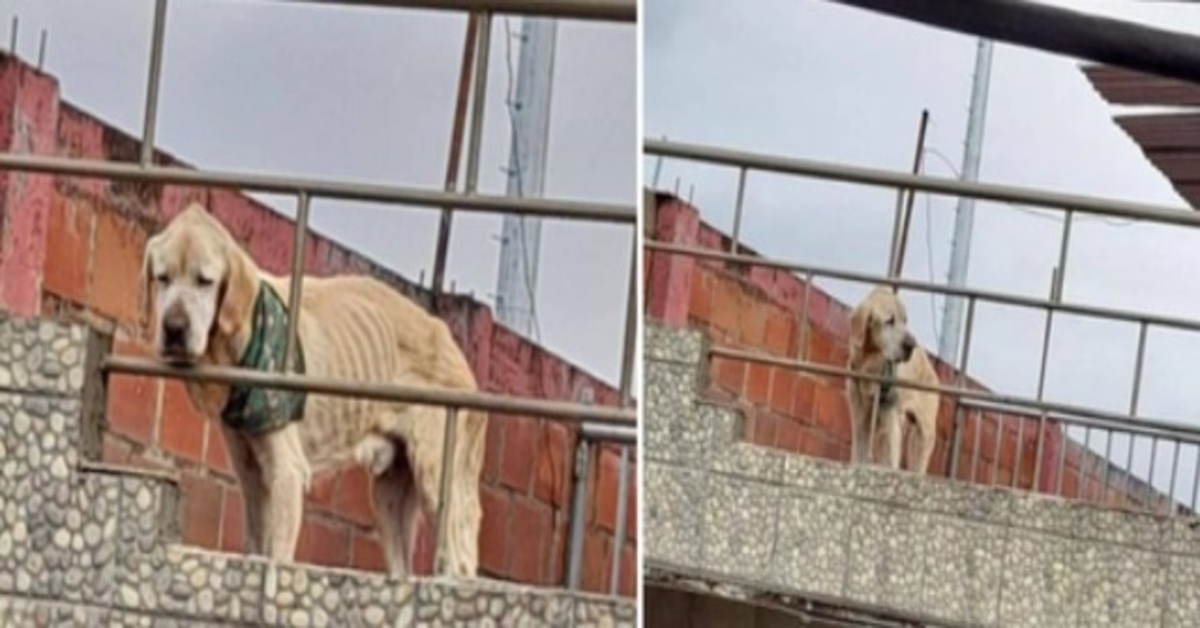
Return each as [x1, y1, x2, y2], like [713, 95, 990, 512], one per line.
[496, 17, 557, 338]
[938, 38, 994, 364]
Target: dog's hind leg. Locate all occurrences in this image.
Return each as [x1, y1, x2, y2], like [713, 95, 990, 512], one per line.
[905, 411, 936, 476]
[249, 424, 310, 563]
[882, 409, 904, 470]
[358, 433, 422, 578]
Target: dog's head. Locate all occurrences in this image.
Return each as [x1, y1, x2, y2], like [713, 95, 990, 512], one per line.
[142, 203, 258, 364]
[849, 286, 917, 365]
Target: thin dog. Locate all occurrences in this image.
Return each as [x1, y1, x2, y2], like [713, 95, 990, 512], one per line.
[142, 203, 487, 578]
[845, 286, 940, 474]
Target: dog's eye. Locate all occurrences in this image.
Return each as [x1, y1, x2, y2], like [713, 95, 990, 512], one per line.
[154, 274, 170, 285]
[886, 316, 896, 326]
[196, 274, 215, 288]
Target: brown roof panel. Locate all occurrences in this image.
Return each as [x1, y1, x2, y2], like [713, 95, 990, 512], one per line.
[1083, 64, 1200, 107]
[1116, 113, 1200, 150]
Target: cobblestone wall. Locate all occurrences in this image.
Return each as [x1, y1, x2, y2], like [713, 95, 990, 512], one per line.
[0, 313, 635, 626]
[645, 322, 1200, 627]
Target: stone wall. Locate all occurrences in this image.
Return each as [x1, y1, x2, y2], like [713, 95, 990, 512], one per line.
[0, 50, 636, 595]
[0, 313, 635, 626]
[644, 322, 1199, 626]
[645, 190, 1176, 512]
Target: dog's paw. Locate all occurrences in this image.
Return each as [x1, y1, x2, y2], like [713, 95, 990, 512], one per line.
[354, 433, 396, 477]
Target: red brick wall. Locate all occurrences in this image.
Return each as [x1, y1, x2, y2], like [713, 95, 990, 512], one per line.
[0, 52, 636, 596]
[647, 192, 1175, 513]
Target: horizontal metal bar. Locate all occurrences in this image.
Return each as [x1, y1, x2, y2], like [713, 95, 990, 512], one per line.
[286, 0, 635, 22]
[708, 346, 1200, 444]
[960, 397, 1200, 446]
[579, 421, 637, 444]
[103, 355, 636, 427]
[645, 240, 1200, 335]
[0, 153, 635, 224]
[644, 138, 1200, 229]
[825, 0, 1200, 85]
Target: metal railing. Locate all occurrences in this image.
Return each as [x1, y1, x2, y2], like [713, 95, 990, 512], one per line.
[0, 0, 638, 594]
[645, 136, 1200, 517]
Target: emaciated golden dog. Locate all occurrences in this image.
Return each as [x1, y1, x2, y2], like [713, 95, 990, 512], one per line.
[845, 285, 940, 475]
[142, 203, 486, 578]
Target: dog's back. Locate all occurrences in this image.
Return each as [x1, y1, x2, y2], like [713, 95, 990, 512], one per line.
[263, 273, 482, 468]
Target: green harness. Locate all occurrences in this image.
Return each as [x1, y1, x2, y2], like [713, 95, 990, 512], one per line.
[220, 283, 308, 435]
[877, 360, 898, 409]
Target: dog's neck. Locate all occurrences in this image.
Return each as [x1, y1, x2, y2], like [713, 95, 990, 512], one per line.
[850, 348, 899, 408]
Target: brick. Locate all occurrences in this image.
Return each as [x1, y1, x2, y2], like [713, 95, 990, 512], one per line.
[776, 418, 803, 454]
[158, 185, 210, 222]
[808, 328, 835, 365]
[711, 356, 745, 397]
[745, 363, 770, 405]
[335, 466, 375, 527]
[792, 376, 816, 421]
[307, 468, 340, 513]
[738, 305, 768, 347]
[499, 416, 538, 492]
[592, 447, 622, 532]
[548, 519, 568, 584]
[535, 355, 569, 400]
[619, 543, 636, 597]
[43, 194, 92, 304]
[479, 486, 509, 575]
[625, 458, 637, 542]
[535, 422, 572, 507]
[101, 434, 132, 465]
[688, 270, 713, 322]
[482, 420, 504, 483]
[106, 339, 157, 444]
[709, 277, 742, 335]
[220, 487, 245, 554]
[159, 380, 207, 464]
[763, 309, 793, 356]
[180, 474, 224, 549]
[297, 518, 351, 568]
[751, 412, 778, 448]
[349, 532, 388, 573]
[812, 384, 849, 433]
[580, 530, 611, 594]
[509, 499, 550, 584]
[89, 206, 147, 326]
[769, 368, 795, 415]
[204, 423, 234, 479]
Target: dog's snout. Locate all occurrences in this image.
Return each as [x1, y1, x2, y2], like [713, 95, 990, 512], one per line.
[162, 307, 190, 351]
[901, 333, 916, 359]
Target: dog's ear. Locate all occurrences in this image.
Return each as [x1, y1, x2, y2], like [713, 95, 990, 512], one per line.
[848, 305, 871, 366]
[141, 242, 157, 338]
[214, 245, 257, 340]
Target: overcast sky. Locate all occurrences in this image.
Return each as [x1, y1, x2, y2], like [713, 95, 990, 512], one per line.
[646, 0, 1200, 504]
[2, 0, 636, 388]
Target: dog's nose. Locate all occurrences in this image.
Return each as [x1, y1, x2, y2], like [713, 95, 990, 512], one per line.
[901, 334, 916, 359]
[162, 310, 189, 350]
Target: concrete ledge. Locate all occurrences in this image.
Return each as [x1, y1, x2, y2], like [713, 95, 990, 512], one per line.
[645, 322, 1200, 627]
[0, 315, 635, 627]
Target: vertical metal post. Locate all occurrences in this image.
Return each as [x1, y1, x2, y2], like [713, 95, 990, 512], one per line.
[608, 446, 630, 595]
[938, 38, 994, 363]
[433, 407, 460, 575]
[9, 16, 17, 55]
[619, 234, 637, 407]
[282, 192, 311, 370]
[1031, 270, 1058, 489]
[888, 109, 930, 283]
[1080, 427, 1092, 499]
[36, 29, 45, 70]
[730, 168, 748, 255]
[798, 271, 813, 361]
[948, 297, 976, 479]
[431, 14, 480, 296]
[565, 439, 591, 590]
[140, 0, 169, 166]
[1168, 440, 1181, 516]
[434, 12, 492, 294]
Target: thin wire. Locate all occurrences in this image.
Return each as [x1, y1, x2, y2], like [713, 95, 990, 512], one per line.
[922, 146, 1136, 228]
[503, 16, 543, 342]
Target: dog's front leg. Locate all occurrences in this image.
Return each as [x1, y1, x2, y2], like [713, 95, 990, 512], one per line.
[219, 425, 265, 555]
[881, 409, 904, 470]
[250, 424, 310, 563]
